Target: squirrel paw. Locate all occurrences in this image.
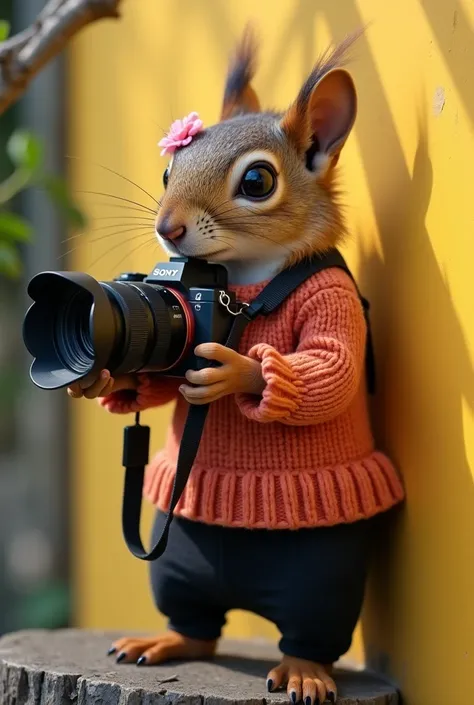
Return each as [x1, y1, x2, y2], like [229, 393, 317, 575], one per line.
[266, 656, 337, 704]
[107, 630, 217, 665]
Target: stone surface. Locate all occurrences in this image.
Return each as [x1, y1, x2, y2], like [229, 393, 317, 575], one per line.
[0, 629, 399, 705]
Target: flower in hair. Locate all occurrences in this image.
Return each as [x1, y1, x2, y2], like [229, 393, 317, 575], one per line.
[158, 112, 204, 156]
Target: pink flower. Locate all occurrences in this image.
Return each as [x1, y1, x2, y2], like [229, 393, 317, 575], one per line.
[158, 111, 204, 156]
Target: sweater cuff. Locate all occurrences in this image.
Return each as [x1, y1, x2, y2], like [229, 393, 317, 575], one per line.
[98, 373, 178, 414]
[235, 344, 303, 422]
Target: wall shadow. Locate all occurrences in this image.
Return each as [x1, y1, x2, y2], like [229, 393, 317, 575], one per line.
[322, 3, 474, 699]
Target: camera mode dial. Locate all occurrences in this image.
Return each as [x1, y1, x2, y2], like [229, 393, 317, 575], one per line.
[115, 272, 147, 282]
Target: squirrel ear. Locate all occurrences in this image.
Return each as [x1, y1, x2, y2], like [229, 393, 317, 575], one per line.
[307, 69, 357, 157]
[282, 69, 357, 172]
[281, 31, 362, 173]
[220, 25, 261, 121]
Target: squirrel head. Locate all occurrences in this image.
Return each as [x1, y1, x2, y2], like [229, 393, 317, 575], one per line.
[156, 27, 361, 276]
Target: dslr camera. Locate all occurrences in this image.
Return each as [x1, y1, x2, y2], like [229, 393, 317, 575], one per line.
[22, 257, 240, 390]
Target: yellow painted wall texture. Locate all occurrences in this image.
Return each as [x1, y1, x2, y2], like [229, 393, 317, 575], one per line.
[68, 2, 474, 704]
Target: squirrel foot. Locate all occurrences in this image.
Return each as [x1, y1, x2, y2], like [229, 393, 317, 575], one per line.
[107, 630, 217, 665]
[266, 656, 337, 704]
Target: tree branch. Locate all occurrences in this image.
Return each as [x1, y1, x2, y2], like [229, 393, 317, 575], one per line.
[0, 0, 123, 115]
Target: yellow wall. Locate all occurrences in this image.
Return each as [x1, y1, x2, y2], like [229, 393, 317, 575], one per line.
[68, 2, 474, 704]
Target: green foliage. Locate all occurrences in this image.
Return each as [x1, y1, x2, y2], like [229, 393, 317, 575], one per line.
[7, 129, 43, 171]
[0, 211, 32, 241]
[0, 128, 88, 279]
[0, 19, 10, 41]
[0, 240, 21, 277]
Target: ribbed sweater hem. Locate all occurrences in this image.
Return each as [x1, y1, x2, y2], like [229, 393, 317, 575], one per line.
[143, 451, 405, 529]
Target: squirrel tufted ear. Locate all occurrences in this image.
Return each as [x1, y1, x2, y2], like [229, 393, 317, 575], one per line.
[220, 25, 261, 121]
[307, 69, 356, 156]
[281, 32, 360, 174]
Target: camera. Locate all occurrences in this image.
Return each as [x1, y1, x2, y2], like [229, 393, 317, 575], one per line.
[22, 257, 240, 390]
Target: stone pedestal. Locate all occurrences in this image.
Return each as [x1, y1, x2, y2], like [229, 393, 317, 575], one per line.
[0, 629, 399, 704]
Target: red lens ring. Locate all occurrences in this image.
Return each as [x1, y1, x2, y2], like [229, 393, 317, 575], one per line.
[160, 287, 194, 372]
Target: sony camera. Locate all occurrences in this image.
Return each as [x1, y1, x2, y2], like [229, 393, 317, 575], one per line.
[22, 257, 240, 390]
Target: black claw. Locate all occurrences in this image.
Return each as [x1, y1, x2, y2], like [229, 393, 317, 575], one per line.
[107, 647, 116, 656]
[305, 697, 312, 705]
[327, 692, 336, 704]
[137, 656, 147, 666]
[267, 679, 274, 692]
[116, 652, 126, 664]
[315, 699, 320, 705]
[290, 691, 297, 705]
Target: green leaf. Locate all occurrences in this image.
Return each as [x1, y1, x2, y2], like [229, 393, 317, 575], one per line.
[0, 211, 32, 241]
[0, 20, 10, 41]
[0, 168, 31, 205]
[7, 130, 43, 171]
[0, 241, 22, 277]
[42, 175, 88, 229]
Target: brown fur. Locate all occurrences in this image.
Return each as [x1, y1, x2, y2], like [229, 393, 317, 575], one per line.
[157, 28, 363, 273]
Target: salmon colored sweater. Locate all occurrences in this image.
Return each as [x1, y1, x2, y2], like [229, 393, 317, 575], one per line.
[99, 267, 404, 529]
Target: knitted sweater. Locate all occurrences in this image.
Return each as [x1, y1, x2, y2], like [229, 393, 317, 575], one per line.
[99, 267, 404, 529]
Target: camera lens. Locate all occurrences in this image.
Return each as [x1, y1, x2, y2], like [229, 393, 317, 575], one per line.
[100, 282, 191, 376]
[55, 291, 95, 374]
[23, 270, 193, 390]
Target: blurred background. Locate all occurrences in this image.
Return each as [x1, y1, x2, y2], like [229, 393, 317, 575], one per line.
[0, 2, 473, 705]
[0, 0, 71, 633]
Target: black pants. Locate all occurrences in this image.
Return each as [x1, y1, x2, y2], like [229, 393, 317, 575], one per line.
[149, 511, 375, 664]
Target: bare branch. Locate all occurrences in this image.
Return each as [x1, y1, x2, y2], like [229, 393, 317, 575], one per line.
[0, 27, 37, 58]
[0, 0, 123, 115]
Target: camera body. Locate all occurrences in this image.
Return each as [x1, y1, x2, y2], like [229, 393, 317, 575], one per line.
[22, 256, 240, 390]
[116, 257, 237, 377]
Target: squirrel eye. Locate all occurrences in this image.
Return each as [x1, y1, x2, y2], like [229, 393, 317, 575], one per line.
[238, 163, 276, 200]
[163, 167, 170, 188]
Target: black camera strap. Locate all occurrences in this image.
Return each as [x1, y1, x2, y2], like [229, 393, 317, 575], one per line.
[121, 248, 375, 561]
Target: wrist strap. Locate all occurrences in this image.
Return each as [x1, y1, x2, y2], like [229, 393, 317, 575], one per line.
[120, 248, 375, 561]
[121, 314, 250, 562]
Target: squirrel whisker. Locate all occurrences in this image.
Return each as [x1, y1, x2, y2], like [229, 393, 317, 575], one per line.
[59, 226, 154, 259]
[62, 221, 155, 242]
[87, 234, 157, 272]
[66, 156, 159, 207]
[83, 203, 158, 217]
[108, 238, 158, 275]
[76, 191, 157, 214]
[86, 215, 156, 222]
[85, 225, 154, 245]
[207, 232, 245, 256]
[208, 197, 256, 219]
[211, 204, 241, 219]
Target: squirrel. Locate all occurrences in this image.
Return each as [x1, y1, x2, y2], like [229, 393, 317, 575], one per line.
[67, 27, 404, 705]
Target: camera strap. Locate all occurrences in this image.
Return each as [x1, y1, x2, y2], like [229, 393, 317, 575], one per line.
[121, 248, 376, 561]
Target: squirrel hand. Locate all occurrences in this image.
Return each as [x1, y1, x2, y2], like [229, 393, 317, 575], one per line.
[180, 344, 265, 405]
[67, 370, 138, 400]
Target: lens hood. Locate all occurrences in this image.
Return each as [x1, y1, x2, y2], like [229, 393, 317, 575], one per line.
[23, 271, 115, 390]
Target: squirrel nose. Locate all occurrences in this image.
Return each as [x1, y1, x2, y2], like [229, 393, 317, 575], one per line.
[156, 216, 186, 241]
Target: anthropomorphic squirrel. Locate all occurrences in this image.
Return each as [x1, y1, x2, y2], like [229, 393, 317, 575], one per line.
[68, 27, 404, 705]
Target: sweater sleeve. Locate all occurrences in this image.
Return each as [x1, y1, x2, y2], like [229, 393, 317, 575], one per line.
[235, 284, 367, 425]
[98, 373, 180, 414]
